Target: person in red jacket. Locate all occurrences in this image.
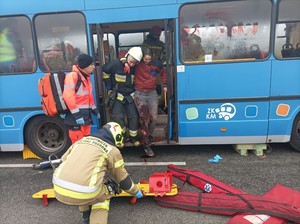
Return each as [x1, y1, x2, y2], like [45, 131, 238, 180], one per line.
[134, 47, 167, 157]
[62, 54, 100, 144]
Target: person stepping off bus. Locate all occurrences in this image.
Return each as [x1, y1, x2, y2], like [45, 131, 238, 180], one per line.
[102, 47, 143, 147]
[134, 47, 167, 157]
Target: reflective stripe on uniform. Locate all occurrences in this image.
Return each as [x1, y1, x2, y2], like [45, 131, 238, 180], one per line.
[92, 200, 110, 211]
[89, 155, 107, 187]
[117, 92, 124, 101]
[103, 73, 110, 79]
[129, 129, 138, 137]
[114, 159, 124, 169]
[115, 74, 126, 82]
[53, 176, 100, 193]
[53, 184, 103, 199]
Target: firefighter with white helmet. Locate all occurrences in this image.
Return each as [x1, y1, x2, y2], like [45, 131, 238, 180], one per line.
[52, 122, 143, 224]
[102, 47, 143, 147]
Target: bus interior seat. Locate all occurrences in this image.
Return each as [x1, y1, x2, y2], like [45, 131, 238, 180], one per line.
[281, 43, 295, 58]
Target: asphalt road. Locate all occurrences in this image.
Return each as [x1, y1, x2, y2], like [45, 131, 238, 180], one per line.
[0, 143, 299, 224]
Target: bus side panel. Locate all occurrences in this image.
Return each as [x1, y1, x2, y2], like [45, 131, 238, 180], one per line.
[0, 0, 84, 15]
[178, 102, 269, 145]
[267, 60, 300, 143]
[0, 111, 38, 152]
[85, 0, 177, 10]
[85, 5, 179, 23]
[177, 62, 272, 145]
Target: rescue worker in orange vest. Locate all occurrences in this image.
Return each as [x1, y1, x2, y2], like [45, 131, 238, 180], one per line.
[102, 47, 143, 147]
[52, 122, 143, 224]
[63, 54, 100, 144]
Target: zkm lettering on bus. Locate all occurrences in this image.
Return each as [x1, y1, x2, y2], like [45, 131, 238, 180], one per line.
[206, 103, 236, 121]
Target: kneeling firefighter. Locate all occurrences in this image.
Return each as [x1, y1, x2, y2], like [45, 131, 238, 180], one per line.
[52, 122, 143, 224]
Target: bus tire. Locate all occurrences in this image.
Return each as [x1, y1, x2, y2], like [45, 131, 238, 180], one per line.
[24, 115, 71, 159]
[290, 114, 300, 152]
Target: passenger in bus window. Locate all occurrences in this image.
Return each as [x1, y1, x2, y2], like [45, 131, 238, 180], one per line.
[0, 18, 23, 73]
[134, 47, 167, 157]
[102, 47, 143, 147]
[62, 54, 100, 144]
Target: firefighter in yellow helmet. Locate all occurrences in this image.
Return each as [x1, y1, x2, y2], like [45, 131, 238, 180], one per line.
[52, 122, 143, 224]
[102, 47, 143, 147]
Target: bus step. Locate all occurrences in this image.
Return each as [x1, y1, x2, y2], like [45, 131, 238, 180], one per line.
[234, 144, 267, 157]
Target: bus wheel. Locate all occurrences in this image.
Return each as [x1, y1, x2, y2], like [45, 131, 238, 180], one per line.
[24, 115, 71, 159]
[290, 114, 300, 152]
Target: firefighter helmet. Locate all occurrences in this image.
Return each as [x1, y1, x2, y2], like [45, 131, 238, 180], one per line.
[103, 122, 124, 148]
[126, 47, 143, 62]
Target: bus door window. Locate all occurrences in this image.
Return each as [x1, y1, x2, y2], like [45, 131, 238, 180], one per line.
[0, 16, 35, 74]
[274, 0, 300, 59]
[179, 0, 271, 64]
[34, 12, 88, 72]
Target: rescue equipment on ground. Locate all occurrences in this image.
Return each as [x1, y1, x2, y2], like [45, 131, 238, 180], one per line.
[154, 165, 300, 224]
[38, 71, 82, 116]
[32, 172, 178, 206]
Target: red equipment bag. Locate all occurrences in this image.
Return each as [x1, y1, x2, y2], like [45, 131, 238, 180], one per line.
[38, 71, 81, 116]
[154, 165, 300, 224]
[227, 214, 287, 224]
[167, 164, 245, 194]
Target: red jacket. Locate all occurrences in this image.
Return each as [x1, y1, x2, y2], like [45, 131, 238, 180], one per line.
[63, 65, 96, 125]
[135, 61, 167, 92]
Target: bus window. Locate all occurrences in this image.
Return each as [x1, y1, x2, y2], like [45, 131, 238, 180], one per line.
[0, 16, 35, 74]
[274, 0, 300, 59]
[93, 33, 116, 63]
[34, 12, 88, 72]
[179, 0, 271, 64]
[118, 32, 147, 58]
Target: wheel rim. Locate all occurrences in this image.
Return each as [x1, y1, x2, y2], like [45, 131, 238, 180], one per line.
[35, 120, 66, 153]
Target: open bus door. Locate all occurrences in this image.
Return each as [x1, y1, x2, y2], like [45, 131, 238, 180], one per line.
[164, 19, 177, 144]
[90, 24, 107, 127]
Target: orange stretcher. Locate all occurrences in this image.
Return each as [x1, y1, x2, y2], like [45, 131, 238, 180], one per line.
[32, 172, 178, 206]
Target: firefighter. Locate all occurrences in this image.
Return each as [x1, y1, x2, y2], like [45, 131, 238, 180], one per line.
[142, 25, 165, 62]
[52, 122, 143, 224]
[62, 54, 100, 144]
[102, 47, 143, 147]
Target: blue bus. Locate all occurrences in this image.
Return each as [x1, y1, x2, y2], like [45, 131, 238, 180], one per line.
[1, 0, 300, 159]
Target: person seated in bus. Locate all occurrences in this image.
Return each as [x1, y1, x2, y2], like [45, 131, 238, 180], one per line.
[102, 47, 143, 147]
[0, 19, 23, 73]
[62, 54, 100, 144]
[181, 26, 205, 61]
[134, 47, 167, 157]
[249, 44, 265, 59]
[41, 40, 78, 71]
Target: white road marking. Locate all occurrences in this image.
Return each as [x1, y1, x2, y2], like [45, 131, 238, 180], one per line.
[0, 161, 186, 168]
[125, 162, 186, 166]
[0, 164, 33, 168]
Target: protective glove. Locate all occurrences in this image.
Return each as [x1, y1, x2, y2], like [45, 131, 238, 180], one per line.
[150, 70, 157, 76]
[134, 190, 143, 199]
[123, 63, 130, 74]
[76, 117, 85, 125]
